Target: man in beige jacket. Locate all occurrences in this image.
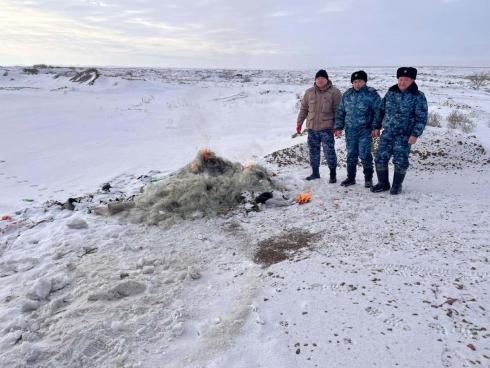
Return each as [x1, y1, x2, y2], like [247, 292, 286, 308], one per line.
[296, 69, 342, 182]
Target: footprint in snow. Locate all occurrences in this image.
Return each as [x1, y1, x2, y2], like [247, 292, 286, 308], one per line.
[365, 306, 382, 317]
[441, 347, 470, 368]
[383, 314, 411, 331]
[428, 322, 448, 335]
[82, 337, 109, 358]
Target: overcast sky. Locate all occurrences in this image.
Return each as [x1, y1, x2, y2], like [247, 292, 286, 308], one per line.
[1, 0, 489, 69]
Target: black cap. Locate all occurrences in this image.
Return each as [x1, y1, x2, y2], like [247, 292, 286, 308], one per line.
[351, 70, 368, 83]
[396, 67, 417, 80]
[315, 69, 329, 80]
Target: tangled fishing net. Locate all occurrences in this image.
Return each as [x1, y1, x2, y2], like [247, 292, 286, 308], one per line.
[130, 149, 278, 227]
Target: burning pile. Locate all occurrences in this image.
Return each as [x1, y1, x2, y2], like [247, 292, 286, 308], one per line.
[130, 149, 277, 227]
[295, 192, 312, 204]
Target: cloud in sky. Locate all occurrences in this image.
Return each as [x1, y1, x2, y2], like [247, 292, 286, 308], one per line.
[0, 0, 489, 68]
[320, 0, 355, 13]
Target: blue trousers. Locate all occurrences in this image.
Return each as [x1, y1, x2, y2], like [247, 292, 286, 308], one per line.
[345, 127, 373, 170]
[375, 130, 411, 174]
[307, 129, 337, 169]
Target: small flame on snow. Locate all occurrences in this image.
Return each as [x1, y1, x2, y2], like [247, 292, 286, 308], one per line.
[295, 192, 312, 204]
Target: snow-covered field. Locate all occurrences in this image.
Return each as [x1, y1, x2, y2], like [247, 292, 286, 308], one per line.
[1, 66, 489, 367]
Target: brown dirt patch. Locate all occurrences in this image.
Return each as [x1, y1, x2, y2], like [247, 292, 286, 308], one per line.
[253, 229, 321, 267]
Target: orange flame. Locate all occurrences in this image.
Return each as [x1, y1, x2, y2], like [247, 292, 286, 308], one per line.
[295, 192, 312, 204]
[200, 148, 211, 162]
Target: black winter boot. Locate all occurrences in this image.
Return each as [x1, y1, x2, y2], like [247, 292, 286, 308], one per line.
[329, 168, 337, 183]
[340, 166, 356, 186]
[306, 167, 320, 181]
[363, 168, 374, 188]
[390, 171, 406, 195]
[371, 166, 390, 193]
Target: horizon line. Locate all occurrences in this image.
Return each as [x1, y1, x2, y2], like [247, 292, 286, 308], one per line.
[2, 64, 490, 71]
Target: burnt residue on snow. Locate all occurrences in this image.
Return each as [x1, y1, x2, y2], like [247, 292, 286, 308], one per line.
[254, 229, 322, 267]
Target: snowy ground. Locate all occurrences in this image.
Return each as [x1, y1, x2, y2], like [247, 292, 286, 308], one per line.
[0, 66, 489, 367]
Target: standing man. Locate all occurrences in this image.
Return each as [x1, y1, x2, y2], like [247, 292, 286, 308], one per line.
[334, 70, 382, 188]
[371, 67, 428, 195]
[296, 69, 342, 182]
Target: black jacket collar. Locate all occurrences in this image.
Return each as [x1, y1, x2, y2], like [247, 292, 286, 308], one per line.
[389, 82, 418, 94]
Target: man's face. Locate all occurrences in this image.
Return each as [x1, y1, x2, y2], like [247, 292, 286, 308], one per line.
[315, 77, 328, 89]
[352, 80, 366, 91]
[398, 77, 414, 92]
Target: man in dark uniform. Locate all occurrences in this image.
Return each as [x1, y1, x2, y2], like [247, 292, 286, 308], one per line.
[371, 67, 428, 195]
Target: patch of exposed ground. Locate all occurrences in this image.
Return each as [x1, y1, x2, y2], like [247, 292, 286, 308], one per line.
[265, 128, 489, 170]
[254, 229, 322, 267]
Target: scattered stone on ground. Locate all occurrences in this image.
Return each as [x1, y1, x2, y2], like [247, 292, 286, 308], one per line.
[66, 218, 88, 229]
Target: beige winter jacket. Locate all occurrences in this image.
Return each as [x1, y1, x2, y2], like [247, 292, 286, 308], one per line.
[296, 81, 342, 131]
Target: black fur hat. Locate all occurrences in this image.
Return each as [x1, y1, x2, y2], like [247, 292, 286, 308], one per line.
[315, 69, 329, 79]
[396, 67, 417, 80]
[351, 70, 367, 83]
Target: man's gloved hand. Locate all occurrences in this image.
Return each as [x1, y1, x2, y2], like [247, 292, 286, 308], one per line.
[334, 129, 342, 138]
[296, 125, 302, 135]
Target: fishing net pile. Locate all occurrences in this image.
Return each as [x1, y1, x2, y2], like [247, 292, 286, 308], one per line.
[130, 149, 278, 227]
